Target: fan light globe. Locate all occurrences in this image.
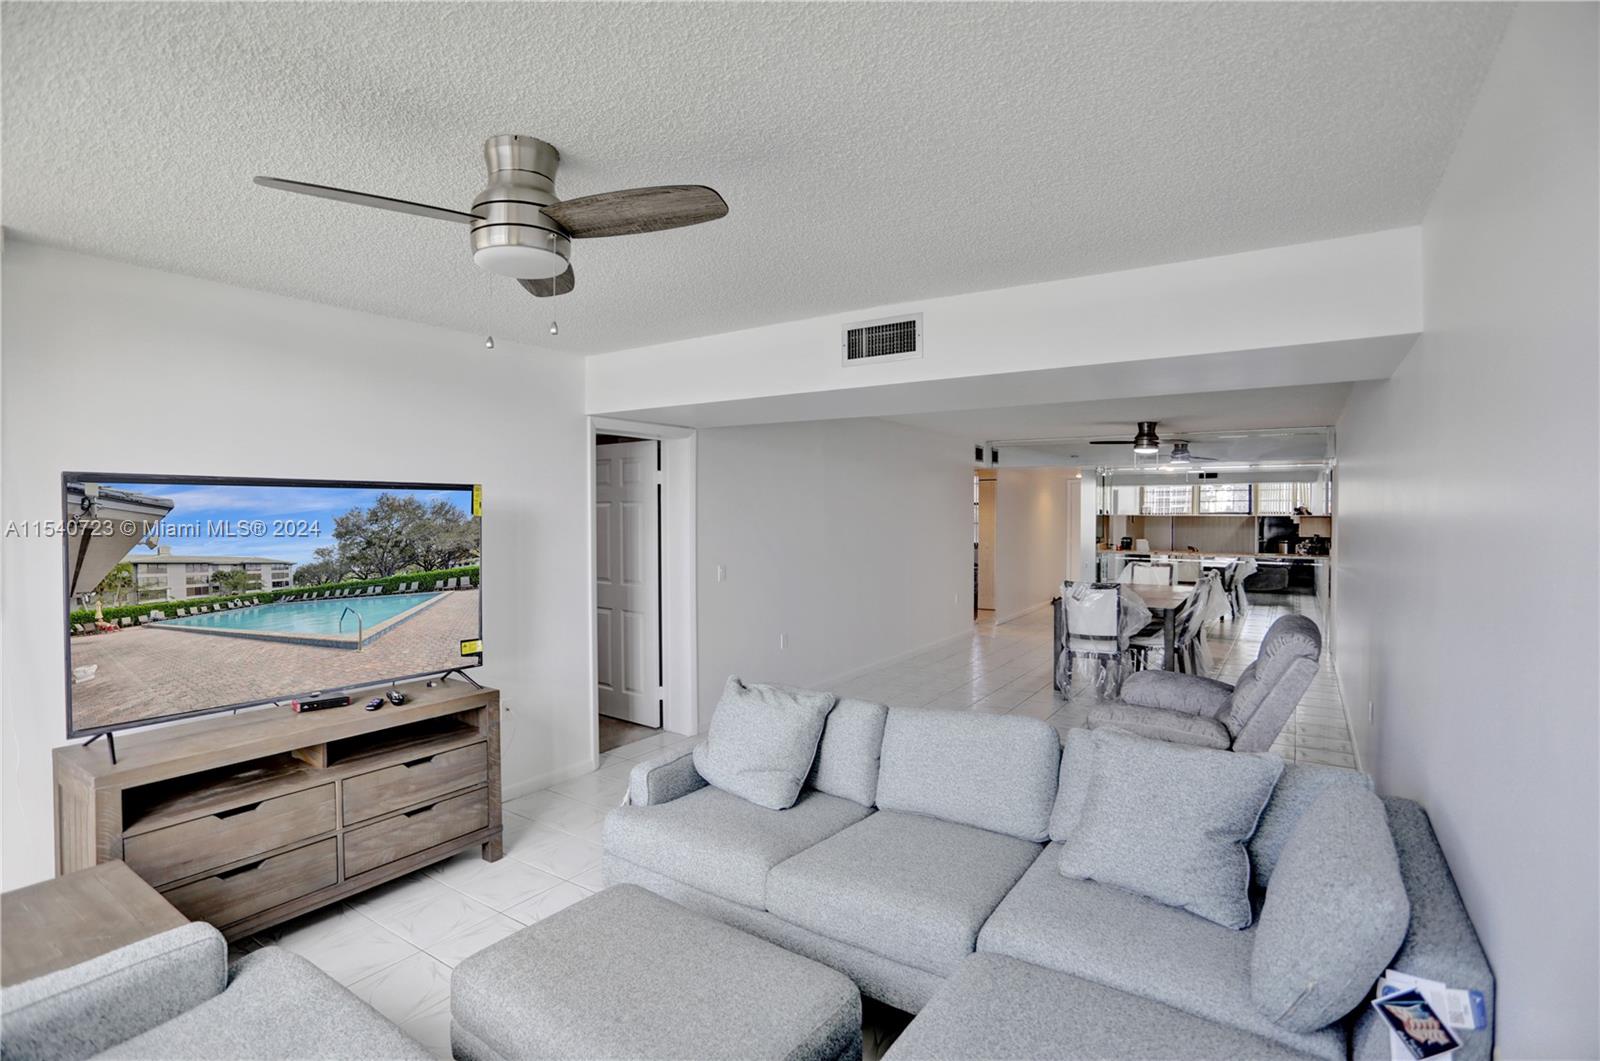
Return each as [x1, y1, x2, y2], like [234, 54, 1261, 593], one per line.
[1133, 443, 1160, 456]
[473, 244, 568, 280]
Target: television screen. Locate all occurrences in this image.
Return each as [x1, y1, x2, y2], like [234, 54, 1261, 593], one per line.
[62, 474, 482, 737]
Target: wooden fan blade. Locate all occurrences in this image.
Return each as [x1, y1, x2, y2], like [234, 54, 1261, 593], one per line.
[545, 185, 727, 238]
[517, 266, 575, 298]
[1089, 440, 1131, 445]
[253, 176, 480, 225]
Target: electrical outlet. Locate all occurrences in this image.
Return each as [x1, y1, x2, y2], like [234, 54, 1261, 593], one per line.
[715, 564, 726, 583]
[779, 633, 788, 650]
[1368, 699, 1375, 722]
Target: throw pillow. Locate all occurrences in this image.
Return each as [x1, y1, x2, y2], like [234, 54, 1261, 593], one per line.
[692, 676, 836, 810]
[1046, 727, 1094, 842]
[1251, 785, 1409, 1032]
[1058, 729, 1284, 929]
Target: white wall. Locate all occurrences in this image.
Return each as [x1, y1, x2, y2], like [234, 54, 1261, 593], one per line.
[1, 242, 594, 889]
[990, 467, 1080, 623]
[1334, 6, 1598, 1055]
[587, 228, 1422, 419]
[695, 418, 971, 726]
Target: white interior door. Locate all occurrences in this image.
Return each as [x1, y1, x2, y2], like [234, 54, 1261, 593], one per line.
[596, 441, 661, 727]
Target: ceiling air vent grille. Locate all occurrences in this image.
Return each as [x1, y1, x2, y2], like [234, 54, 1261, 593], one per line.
[842, 314, 923, 365]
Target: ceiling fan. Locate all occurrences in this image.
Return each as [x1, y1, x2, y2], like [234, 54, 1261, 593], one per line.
[254, 135, 728, 298]
[1089, 422, 1218, 462]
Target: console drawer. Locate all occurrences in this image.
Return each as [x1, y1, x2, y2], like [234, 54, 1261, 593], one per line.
[342, 742, 487, 825]
[343, 788, 488, 878]
[124, 784, 336, 887]
[161, 837, 337, 927]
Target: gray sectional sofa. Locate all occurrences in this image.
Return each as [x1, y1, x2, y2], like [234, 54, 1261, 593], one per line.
[0, 922, 431, 1061]
[604, 701, 1495, 1060]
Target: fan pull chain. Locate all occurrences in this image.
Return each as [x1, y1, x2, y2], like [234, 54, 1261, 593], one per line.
[483, 270, 495, 349]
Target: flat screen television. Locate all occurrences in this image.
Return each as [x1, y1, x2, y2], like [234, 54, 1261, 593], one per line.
[62, 473, 482, 737]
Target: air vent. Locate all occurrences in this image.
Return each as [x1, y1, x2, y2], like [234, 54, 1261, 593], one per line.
[841, 314, 923, 365]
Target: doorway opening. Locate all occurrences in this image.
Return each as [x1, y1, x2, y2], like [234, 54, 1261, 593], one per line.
[974, 470, 996, 622]
[594, 432, 663, 752]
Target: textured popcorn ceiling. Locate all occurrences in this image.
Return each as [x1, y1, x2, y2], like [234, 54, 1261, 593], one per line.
[1, 3, 1507, 354]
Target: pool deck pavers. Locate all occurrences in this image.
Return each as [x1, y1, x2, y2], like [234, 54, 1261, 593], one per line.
[69, 589, 482, 732]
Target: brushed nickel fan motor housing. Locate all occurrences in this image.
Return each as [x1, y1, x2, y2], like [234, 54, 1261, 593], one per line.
[470, 135, 571, 269]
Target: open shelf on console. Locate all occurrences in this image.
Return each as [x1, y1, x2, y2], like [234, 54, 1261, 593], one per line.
[321, 711, 482, 770]
[123, 753, 319, 836]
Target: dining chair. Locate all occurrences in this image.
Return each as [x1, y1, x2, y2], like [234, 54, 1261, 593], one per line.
[1131, 570, 1227, 674]
[1056, 580, 1151, 700]
[1229, 558, 1257, 617]
[1120, 562, 1175, 586]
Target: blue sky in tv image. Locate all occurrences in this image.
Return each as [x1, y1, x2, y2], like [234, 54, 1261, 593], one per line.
[102, 481, 475, 566]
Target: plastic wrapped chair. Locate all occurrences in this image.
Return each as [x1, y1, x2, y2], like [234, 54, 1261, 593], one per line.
[1230, 558, 1257, 617]
[1130, 572, 1224, 674]
[1055, 581, 1151, 700]
[1118, 562, 1175, 586]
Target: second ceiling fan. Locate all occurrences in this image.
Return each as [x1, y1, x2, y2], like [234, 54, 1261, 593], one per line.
[255, 134, 728, 298]
[1090, 422, 1218, 463]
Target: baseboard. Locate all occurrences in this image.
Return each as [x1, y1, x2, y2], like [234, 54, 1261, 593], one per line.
[811, 625, 978, 691]
[992, 599, 1052, 626]
[1333, 665, 1367, 775]
[501, 758, 600, 803]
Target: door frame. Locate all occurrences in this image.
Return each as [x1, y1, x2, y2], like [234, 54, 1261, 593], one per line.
[587, 416, 698, 767]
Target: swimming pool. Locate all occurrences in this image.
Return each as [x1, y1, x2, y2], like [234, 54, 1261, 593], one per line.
[157, 592, 444, 648]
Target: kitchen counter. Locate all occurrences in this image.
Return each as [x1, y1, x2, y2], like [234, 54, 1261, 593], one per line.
[1096, 549, 1329, 560]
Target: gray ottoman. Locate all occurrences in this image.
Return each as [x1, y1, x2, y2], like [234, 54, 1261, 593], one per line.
[452, 884, 863, 1061]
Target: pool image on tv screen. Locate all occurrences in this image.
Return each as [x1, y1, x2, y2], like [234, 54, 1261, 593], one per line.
[63, 476, 482, 736]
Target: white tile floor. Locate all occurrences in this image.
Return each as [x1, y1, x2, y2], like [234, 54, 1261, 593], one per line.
[834, 592, 1358, 769]
[229, 731, 696, 1058]
[243, 592, 1352, 1058]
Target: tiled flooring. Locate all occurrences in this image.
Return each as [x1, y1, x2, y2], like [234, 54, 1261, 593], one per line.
[240, 593, 1352, 1059]
[833, 591, 1358, 769]
[230, 729, 696, 1058]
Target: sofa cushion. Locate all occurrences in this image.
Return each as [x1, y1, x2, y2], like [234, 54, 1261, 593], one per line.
[1118, 669, 1235, 717]
[603, 785, 871, 909]
[1, 922, 226, 1061]
[977, 845, 1344, 1061]
[692, 676, 836, 810]
[1059, 730, 1283, 929]
[807, 697, 888, 806]
[101, 947, 432, 1059]
[1046, 727, 1094, 842]
[1252, 786, 1409, 1033]
[1086, 701, 1232, 749]
[767, 810, 1041, 977]
[1347, 799, 1496, 1061]
[875, 707, 1061, 841]
[1250, 762, 1375, 885]
[1055, 731, 1354, 867]
[884, 954, 1324, 1060]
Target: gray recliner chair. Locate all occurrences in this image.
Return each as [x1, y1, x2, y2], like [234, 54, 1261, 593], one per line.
[1086, 614, 1322, 752]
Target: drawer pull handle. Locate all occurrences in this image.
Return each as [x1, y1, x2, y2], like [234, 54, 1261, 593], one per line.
[215, 802, 262, 819]
[216, 859, 264, 880]
[403, 803, 437, 818]
[403, 755, 437, 769]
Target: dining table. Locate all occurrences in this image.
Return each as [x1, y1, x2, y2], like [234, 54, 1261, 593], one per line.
[1128, 582, 1194, 671]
